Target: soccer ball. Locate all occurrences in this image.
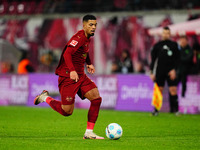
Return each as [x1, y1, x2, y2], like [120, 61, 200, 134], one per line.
[105, 123, 123, 140]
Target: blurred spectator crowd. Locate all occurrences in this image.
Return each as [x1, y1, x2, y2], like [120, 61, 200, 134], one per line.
[1, 0, 200, 15]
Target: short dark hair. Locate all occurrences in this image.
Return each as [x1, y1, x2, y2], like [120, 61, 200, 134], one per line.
[163, 26, 170, 31]
[179, 35, 187, 39]
[83, 15, 96, 22]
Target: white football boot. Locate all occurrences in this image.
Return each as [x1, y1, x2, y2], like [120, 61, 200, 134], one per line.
[34, 90, 49, 105]
[83, 131, 104, 139]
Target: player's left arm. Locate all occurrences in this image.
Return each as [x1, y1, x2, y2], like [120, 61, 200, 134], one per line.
[86, 54, 95, 74]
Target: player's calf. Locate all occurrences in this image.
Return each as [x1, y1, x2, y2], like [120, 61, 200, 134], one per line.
[88, 97, 102, 123]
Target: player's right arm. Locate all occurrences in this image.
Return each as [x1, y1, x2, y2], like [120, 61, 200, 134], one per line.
[86, 53, 95, 74]
[70, 71, 79, 82]
[150, 44, 158, 81]
[63, 37, 82, 82]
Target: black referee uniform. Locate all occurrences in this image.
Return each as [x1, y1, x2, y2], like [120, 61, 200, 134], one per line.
[150, 39, 180, 113]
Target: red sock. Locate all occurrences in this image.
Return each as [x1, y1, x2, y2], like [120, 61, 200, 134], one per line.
[46, 97, 69, 116]
[87, 97, 102, 130]
[87, 121, 95, 130]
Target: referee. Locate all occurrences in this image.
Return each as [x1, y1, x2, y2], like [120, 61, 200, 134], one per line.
[150, 26, 180, 116]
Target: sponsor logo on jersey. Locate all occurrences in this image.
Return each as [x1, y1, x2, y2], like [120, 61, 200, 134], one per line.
[70, 40, 78, 47]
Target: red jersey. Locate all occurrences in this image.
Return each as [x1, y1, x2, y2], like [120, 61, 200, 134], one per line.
[55, 30, 92, 77]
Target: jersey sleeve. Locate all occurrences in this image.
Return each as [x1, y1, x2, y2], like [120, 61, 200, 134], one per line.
[86, 53, 92, 65]
[63, 36, 84, 72]
[150, 44, 158, 72]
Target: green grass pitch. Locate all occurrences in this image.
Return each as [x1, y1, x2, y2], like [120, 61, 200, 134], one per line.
[0, 106, 200, 150]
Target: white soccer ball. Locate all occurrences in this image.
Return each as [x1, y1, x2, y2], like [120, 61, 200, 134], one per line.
[105, 123, 123, 140]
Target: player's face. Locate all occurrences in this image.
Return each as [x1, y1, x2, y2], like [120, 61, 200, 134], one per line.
[122, 51, 128, 59]
[179, 37, 188, 48]
[83, 20, 97, 38]
[162, 29, 171, 40]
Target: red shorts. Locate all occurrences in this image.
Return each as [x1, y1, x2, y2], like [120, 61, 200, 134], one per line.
[58, 74, 97, 105]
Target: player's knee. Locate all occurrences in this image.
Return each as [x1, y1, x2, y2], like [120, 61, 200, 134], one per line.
[169, 88, 177, 95]
[64, 113, 72, 117]
[91, 90, 100, 99]
[170, 93, 177, 96]
[63, 109, 73, 116]
[61, 105, 74, 116]
[91, 97, 102, 105]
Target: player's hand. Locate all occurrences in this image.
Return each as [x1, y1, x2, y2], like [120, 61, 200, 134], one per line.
[150, 73, 156, 81]
[168, 69, 176, 80]
[87, 64, 95, 74]
[70, 71, 79, 82]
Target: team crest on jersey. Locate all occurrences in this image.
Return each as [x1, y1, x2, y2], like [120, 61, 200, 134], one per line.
[70, 40, 78, 47]
[82, 53, 87, 58]
[66, 96, 72, 102]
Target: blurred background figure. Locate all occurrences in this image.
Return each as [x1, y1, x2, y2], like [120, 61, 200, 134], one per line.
[111, 59, 120, 73]
[38, 51, 56, 72]
[135, 61, 145, 73]
[17, 50, 34, 74]
[111, 49, 134, 74]
[177, 36, 193, 97]
[0, 61, 14, 73]
[191, 42, 200, 74]
[118, 49, 134, 74]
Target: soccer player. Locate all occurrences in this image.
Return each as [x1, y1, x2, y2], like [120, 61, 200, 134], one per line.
[150, 26, 180, 116]
[34, 15, 104, 139]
